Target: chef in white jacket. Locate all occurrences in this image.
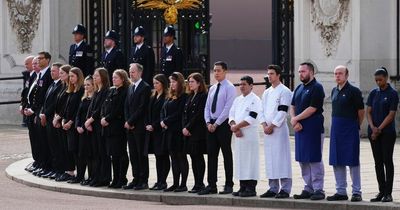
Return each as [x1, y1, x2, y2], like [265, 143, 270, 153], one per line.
[259, 65, 293, 199]
[229, 75, 262, 197]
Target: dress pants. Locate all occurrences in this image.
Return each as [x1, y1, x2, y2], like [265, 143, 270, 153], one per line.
[269, 178, 292, 194]
[333, 165, 361, 195]
[35, 117, 51, 169]
[190, 154, 205, 187]
[170, 152, 188, 186]
[155, 154, 170, 185]
[27, 115, 39, 163]
[45, 118, 63, 172]
[127, 131, 149, 184]
[111, 152, 129, 184]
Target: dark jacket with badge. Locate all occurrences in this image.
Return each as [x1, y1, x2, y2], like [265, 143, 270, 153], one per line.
[100, 48, 125, 81]
[21, 72, 36, 109]
[41, 80, 62, 120]
[26, 68, 53, 115]
[182, 92, 208, 154]
[101, 86, 128, 156]
[124, 81, 151, 133]
[69, 41, 94, 76]
[160, 44, 183, 77]
[130, 44, 155, 86]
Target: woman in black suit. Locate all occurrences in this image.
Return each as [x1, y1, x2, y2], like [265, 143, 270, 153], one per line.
[146, 74, 170, 191]
[62, 67, 84, 184]
[101, 69, 130, 188]
[76, 75, 95, 185]
[182, 73, 208, 193]
[161, 72, 188, 192]
[53, 64, 72, 181]
[84, 67, 110, 187]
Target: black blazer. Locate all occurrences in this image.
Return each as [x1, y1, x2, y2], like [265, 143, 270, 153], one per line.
[69, 41, 94, 76]
[130, 44, 155, 86]
[144, 93, 166, 155]
[41, 80, 62, 120]
[160, 44, 183, 77]
[87, 88, 109, 121]
[100, 47, 125, 81]
[101, 86, 128, 137]
[63, 87, 84, 123]
[54, 85, 69, 118]
[182, 92, 208, 141]
[124, 81, 151, 132]
[21, 72, 37, 109]
[27, 68, 53, 114]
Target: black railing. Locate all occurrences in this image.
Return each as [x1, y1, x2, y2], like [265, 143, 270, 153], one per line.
[0, 76, 23, 105]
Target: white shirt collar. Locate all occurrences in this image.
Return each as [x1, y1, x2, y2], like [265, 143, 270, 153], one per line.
[39, 66, 50, 76]
[133, 78, 142, 87]
[75, 40, 83, 47]
[166, 43, 173, 51]
[106, 47, 114, 54]
[53, 79, 60, 84]
[29, 71, 35, 76]
[136, 43, 143, 50]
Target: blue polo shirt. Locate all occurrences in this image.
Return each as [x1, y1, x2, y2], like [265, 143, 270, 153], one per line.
[291, 78, 325, 133]
[366, 84, 399, 134]
[331, 81, 364, 120]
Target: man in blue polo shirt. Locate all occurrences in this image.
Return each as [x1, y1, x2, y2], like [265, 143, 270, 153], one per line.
[290, 62, 326, 200]
[327, 65, 364, 202]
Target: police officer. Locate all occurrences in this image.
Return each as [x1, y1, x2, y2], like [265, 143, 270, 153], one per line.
[160, 25, 183, 77]
[69, 24, 94, 77]
[130, 26, 155, 87]
[327, 65, 364, 202]
[101, 30, 125, 82]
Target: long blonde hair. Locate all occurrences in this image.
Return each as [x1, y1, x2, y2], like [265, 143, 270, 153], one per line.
[82, 75, 95, 100]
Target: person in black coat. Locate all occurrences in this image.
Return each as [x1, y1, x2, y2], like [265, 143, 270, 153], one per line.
[160, 26, 183, 77]
[101, 69, 130, 189]
[182, 73, 208, 193]
[123, 63, 151, 190]
[145, 74, 170, 191]
[100, 30, 125, 82]
[25, 52, 53, 177]
[130, 26, 155, 87]
[160, 72, 188, 192]
[76, 76, 95, 185]
[62, 68, 85, 184]
[85, 67, 111, 187]
[20, 56, 35, 128]
[52, 65, 72, 181]
[38, 63, 63, 179]
[69, 24, 94, 77]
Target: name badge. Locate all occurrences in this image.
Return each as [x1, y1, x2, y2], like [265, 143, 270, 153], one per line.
[76, 51, 83, 57]
[38, 80, 43, 87]
[166, 56, 173, 61]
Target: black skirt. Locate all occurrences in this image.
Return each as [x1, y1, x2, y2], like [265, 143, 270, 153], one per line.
[145, 130, 167, 156]
[66, 129, 79, 153]
[78, 131, 93, 158]
[183, 136, 207, 155]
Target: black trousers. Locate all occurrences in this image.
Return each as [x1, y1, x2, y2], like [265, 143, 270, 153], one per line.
[96, 131, 111, 183]
[127, 131, 149, 184]
[76, 155, 95, 180]
[190, 154, 205, 187]
[206, 120, 233, 188]
[111, 152, 129, 184]
[45, 118, 63, 172]
[27, 115, 39, 163]
[155, 154, 170, 184]
[170, 152, 188, 187]
[35, 117, 51, 169]
[369, 132, 396, 195]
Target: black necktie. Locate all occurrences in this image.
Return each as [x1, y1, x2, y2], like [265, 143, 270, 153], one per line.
[46, 82, 55, 98]
[211, 83, 220, 114]
[132, 84, 136, 93]
[37, 72, 42, 80]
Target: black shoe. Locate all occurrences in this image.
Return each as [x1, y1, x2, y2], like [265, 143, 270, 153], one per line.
[149, 183, 159, 190]
[174, 186, 188, 192]
[197, 186, 218, 195]
[275, 190, 290, 199]
[55, 173, 74, 182]
[67, 177, 82, 184]
[41, 171, 55, 178]
[164, 185, 178, 192]
[240, 190, 257, 197]
[37, 169, 50, 177]
[134, 183, 149, 190]
[219, 186, 233, 194]
[350, 194, 362, 202]
[89, 179, 98, 187]
[123, 180, 137, 190]
[154, 183, 167, 190]
[93, 181, 109, 187]
[108, 180, 118, 188]
[260, 190, 277, 198]
[293, 190, 312, 199]
[310, 190, 325, 200]
[80, 179, 91, 186]
[114, 179, 128, 189]
[26, 165, 37, 173]
[327, 193, 348, 201]
[49, 172, 60, 179]
[32, 168, 43, 176]
[381, 195, 393, 202]
[370, 192, 384, 202]
[189, 185, 205, 193]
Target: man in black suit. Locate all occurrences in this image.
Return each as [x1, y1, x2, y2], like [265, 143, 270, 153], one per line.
[20, 55, 35, 127]
[160, 25, 183, 77]
[130, 26, 155, 87]
[38, 63, 63, 179]
[69, 24, 94, 76]
[24, 52, 53, 177]
[123, 63, 151, 190]
[101, 30, 125, 81]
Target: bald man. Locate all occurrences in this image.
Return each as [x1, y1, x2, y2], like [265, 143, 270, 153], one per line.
[327, 65, 364, 202]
